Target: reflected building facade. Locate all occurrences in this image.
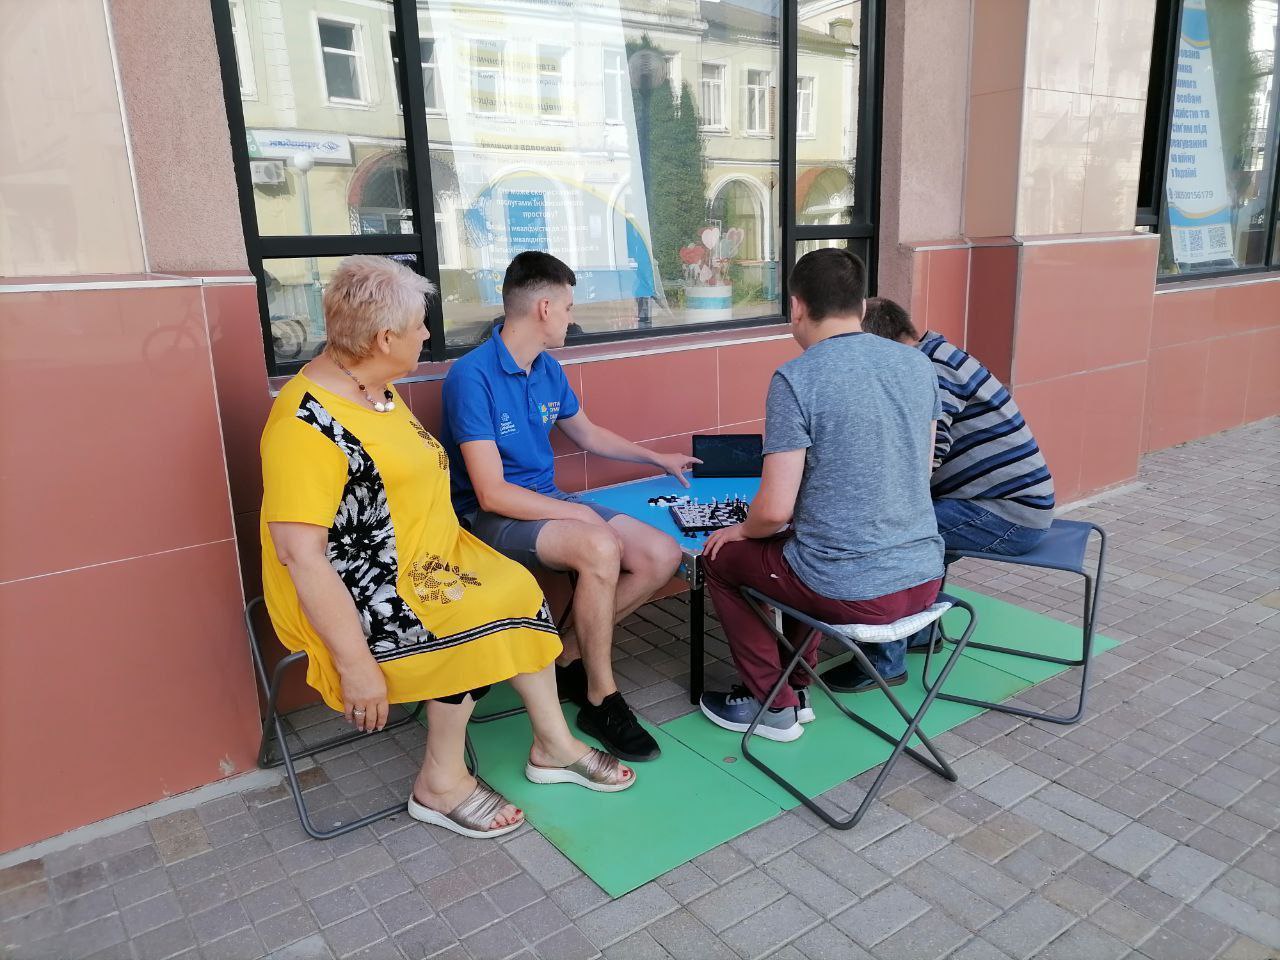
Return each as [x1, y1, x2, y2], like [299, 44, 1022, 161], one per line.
[230, 0, 862, 354]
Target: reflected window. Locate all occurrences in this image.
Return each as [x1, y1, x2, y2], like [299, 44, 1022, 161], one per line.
[794, 0, 863, 225]
[229, 0, 256, 99]
[538, 45, 568, 117]
[390, 34, 438, 112]
[664, 52, 681, 96]
[700, 63, 726, 129]
[797, 77, 815, 136]
[214, 0, 881, 370]
[471, 39, 504, 114]
[318, 18, 366, 104]
[1147, 0, 1279, 277]
[745, 69, 772, 134]
[353, 152, 412, 234]
[603, 48, 626, 122]
[711, 181, 765, 261]
[264, 254, 421, 365]
[798, 166, 855, 225]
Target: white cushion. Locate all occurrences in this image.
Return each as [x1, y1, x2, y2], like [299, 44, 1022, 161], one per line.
[829, 601, 953, 644]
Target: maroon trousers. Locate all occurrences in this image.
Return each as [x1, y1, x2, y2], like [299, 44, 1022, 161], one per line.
[703, 536, 942, 709]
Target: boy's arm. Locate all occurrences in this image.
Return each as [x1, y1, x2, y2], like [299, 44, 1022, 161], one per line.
[743, 448, 804, 536]
[556, 412, 699, 486]
[702, 449, 803, 559]
[458, 439, 606, 524]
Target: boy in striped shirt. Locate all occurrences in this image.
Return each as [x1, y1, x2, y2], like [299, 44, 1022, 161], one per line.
[823, 296, 1054, 692]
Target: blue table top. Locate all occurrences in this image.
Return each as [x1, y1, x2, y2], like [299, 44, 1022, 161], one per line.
[576, 474, 762, 560]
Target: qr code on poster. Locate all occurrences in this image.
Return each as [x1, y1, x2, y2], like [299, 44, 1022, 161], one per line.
[1207, 225, 1229, 251]
[1187, 231, 1205, 255]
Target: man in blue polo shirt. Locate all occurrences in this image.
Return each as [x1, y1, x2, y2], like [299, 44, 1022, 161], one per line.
[440, 252, 693, 762]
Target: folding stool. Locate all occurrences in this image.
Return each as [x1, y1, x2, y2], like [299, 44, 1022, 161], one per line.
[923, 519, 1106, 725]
[738, 588, 977, 830]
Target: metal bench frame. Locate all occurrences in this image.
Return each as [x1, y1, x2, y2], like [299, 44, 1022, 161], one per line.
[244, 596, 477, 840]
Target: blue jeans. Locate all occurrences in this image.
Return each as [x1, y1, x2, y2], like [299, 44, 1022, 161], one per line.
[861, 500, 1049, 678]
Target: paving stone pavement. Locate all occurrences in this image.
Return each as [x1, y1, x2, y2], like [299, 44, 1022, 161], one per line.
[2, 419, 1278, 960]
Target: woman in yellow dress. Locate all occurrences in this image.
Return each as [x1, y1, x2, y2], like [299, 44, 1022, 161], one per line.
[261, 256, 634, 839]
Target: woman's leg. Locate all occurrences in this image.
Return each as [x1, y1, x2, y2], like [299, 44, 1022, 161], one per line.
[412, 697, 522, 829]
[509, 664, 634, 784]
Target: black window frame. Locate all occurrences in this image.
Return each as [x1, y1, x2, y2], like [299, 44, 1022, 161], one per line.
[1138, 0, 1280, 282]
[211, 0, 884, 376]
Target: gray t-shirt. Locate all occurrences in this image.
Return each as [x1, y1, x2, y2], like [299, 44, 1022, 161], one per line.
[765, 332, 945, 601]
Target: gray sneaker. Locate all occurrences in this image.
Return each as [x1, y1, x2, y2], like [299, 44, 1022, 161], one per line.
[699, 686, 803, 742]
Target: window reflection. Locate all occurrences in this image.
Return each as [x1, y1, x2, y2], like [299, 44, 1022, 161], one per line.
[263, 254, 421, 364]
[1159, 0, 1278, 276]
[229, 1, 822, 348]
[795, 2, 862, 225]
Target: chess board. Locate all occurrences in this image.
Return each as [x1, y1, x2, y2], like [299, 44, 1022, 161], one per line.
[649, 494, 750, 536]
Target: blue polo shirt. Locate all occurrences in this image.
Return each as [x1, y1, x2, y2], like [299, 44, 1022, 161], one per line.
[440, 325, 580, 515]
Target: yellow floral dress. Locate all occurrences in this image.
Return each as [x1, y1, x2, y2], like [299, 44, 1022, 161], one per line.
[260, 374, 560, 711]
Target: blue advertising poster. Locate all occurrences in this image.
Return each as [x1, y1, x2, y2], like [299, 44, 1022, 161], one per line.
[504, 191, 549, 254]
[1165, 0, 1236, 267]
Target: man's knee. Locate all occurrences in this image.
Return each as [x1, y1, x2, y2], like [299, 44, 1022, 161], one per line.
[636, 534, 682, 582]
[571, 526, 623, 579]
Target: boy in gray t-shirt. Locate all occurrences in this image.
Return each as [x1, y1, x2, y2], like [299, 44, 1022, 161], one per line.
[699, 249, 945, 743]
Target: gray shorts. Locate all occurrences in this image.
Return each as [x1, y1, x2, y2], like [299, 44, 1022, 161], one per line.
[464, 492, 622, 570]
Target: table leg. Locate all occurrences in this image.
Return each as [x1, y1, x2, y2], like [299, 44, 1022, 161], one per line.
[689, 584, 705, 704]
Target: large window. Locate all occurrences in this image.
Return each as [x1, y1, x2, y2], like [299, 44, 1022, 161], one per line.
[699, 63, 727, 129]
[213, 0, 882, 373]
[1141, 0, 1280, 278]
[317, 17, 367, 104]
[744, 69, 773, 134]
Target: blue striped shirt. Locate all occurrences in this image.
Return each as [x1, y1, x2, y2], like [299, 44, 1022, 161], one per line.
[921, 332, 1055, 529]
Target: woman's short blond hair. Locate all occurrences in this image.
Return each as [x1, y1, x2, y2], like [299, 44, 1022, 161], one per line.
[323, 255, 437, 362]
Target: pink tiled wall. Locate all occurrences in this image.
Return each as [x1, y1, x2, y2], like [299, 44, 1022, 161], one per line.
[1144, 279, 1280, 452]
[904, 233, 1279, 507]
[0, 280, 260, 852]
[1009, 236, 1158, 504]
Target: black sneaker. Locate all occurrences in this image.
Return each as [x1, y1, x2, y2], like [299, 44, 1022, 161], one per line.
[907, 633, 944, 655]
[555, 659, 589, 708]
[821, 660, 906, 693]
[577, 692, 661, 762]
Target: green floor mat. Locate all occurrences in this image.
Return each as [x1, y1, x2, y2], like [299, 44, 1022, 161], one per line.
[443, 590, 1125, 896]
[456, 705, 778, 897]
[940, 587, 1118, 683]
[660, 651, 1036, 810]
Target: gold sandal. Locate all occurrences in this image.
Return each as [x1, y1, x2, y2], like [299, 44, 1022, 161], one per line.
[407, 780, 523, 838]
[525, 747, 636, 793]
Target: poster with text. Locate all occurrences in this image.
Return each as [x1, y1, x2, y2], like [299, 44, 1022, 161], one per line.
[1165, 0, 1236, 267]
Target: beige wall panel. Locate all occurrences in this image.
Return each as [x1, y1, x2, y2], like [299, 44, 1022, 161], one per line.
[1093, 0, 1158, 100]
[971, 0, 1029, 96]
[1017, 88, 1090, 235]
[964, 88, 1023, 238]
[0, 0, 145, 276]
[108, 0, 248, 273]
[1081, 95, 1146, 233]
[1025, 0, 1099, 95]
